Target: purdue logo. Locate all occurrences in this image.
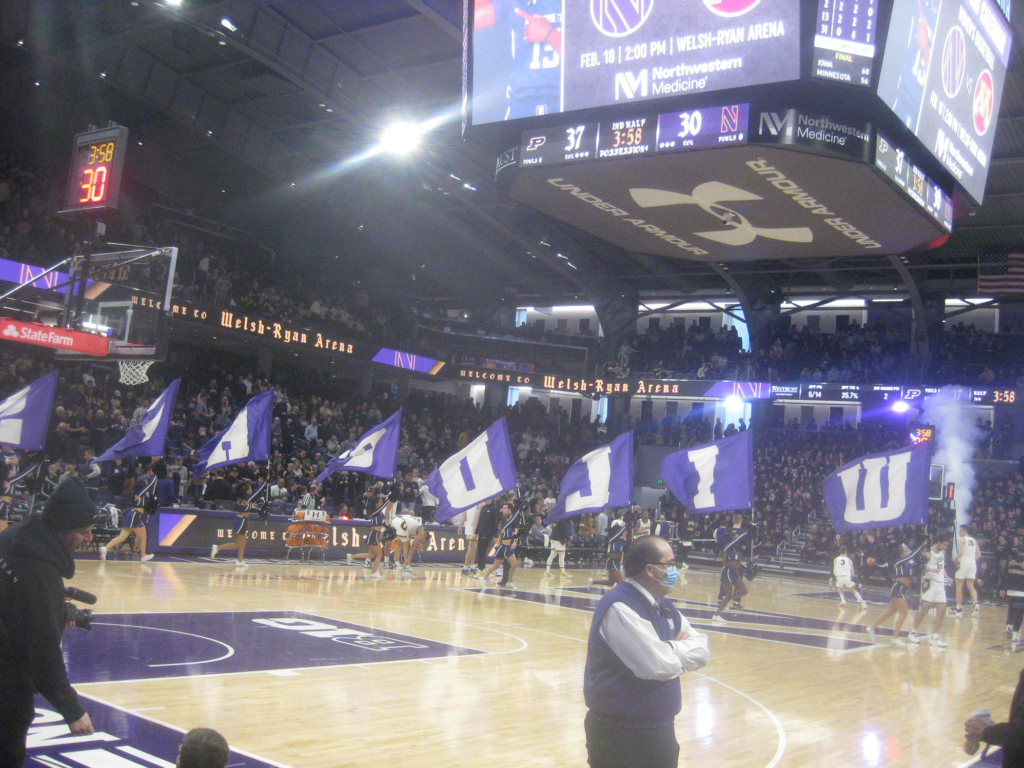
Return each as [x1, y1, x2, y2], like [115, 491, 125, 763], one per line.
[835, 452, 913, 524]
[630, 182, 813, 246]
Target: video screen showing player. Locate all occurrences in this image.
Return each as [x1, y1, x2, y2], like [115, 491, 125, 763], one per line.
[473, 0, 564, 123]
[877, 0, 940, 131]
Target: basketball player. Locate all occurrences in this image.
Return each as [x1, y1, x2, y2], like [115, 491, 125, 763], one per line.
[210, 482, 253, 568]
[546, 515, 572, 578]
[907, 534, 951, 647]
[867, 541, 925, 645]
[678, 515, 695, 571]
[891, 0, 940, 129]
[833, 546, 867, 607]
[1000, 541, 1024, 643]
[347, 492, 387, 579]
[474, 0, 563, 120]
[391, 511, 426, 576]
[480, 501, 522, 589]
[952, 525, 981, 617]
[99, 463, 157, 562]
[589, 510, 628, 588]
[459, 502, 481, 575]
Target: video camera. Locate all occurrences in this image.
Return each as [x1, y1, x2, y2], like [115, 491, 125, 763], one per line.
[63, 586, 97, 631]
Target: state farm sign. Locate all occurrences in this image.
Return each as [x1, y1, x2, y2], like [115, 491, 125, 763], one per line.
[0, 318, 109, 356]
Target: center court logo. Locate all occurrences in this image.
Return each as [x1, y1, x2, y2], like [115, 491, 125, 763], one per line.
[591, 0, 654, 37]
[703, 0, 763, 17]
[629, 182, 813, 246]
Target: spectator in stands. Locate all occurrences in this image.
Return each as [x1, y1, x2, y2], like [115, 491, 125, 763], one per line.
[177, 727, 229, 768]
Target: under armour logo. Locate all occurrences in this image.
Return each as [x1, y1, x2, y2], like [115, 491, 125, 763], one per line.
[630, 182, 814, 246]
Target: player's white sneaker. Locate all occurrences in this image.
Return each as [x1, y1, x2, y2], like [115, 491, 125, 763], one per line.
[587, 578, 595, 587]
[1009, 624, 1016, 638]
[1013, 632, 1021, 644]
[478, 576, 488, 589]
[98, 546, 107, 561]
[367, 572, 383, 580]
[866, 627, 876, 640]
[235, 561, 248, 569]
[908, 631, 924, 644]
[974, 603, 981, 615]
[892, 638, 907, 647]
[560, 571, 572, 579]
[346, 553, 353, 565]
[210, 545, 218, 558]
[711, 615, 728, 624]
[140, 554, 154, 562]
[839, 598, 847, 605]
[931, 634, 948, 648]
[504, 582, 517, 590]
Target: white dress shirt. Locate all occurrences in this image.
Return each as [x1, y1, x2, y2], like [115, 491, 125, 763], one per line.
[598, 579, 710, 682]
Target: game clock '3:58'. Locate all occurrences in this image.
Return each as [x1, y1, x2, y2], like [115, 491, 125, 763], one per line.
[61, 125, 130, 215]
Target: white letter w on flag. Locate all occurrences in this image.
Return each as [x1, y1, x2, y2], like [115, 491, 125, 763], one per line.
[836, 452, 912, 525]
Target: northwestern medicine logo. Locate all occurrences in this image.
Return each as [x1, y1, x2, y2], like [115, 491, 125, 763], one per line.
[630, 182, 813, 246]
[591, 0, 654, 37]
[703, 0, 763, 17]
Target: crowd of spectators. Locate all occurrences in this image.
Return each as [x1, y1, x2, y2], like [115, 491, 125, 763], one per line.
[629, 321, 749, 380]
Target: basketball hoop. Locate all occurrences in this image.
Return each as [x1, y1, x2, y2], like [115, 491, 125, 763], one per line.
[118, 359, 154, 385]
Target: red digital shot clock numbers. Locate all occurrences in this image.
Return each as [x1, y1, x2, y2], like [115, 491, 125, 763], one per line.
[61, 125, 129, 214]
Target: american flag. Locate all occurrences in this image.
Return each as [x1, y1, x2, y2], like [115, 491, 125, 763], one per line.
[978, 254, 1024, 295]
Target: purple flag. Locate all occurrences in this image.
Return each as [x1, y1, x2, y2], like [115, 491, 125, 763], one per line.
[192, 390, 274, 474]
[428, 418, 518, 523]
[822, 443, 930, 532]
[546, 432, 634, 523]
[0, 370, 58, 451]
[315, 410, 401, 483]
[97, 380, 180, 461]
[660, 430, 753, 514]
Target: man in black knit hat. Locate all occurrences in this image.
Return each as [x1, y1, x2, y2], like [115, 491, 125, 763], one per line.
[0, 476, 97, 766]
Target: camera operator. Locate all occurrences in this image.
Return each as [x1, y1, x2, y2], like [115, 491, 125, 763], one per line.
[0, 477, 97, 765]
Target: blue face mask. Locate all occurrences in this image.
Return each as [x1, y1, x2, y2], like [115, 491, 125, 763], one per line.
[650, 564, 679, 589]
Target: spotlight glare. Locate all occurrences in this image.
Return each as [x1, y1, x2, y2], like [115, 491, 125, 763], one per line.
[725, 395, 742, 409]
[892, 401, 909, 413]
[220, 17, 237, 31]
[379, 122, 423, 155]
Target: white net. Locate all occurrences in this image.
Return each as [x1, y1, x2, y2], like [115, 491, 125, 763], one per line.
[118, 359, 154, 386]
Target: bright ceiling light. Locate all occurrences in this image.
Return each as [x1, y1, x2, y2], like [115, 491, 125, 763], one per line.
[724, 395, 742, 409]
[220, 17, 237, 32]
[379, 122, 424, 155]
[892, 401, 909, 413]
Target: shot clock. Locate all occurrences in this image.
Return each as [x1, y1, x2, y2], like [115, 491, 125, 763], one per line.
[61, 125, 129, 214]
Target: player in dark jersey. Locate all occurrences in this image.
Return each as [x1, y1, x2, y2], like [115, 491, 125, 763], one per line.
[480, 501, 523, 589]
[891, 0, 940, 129]
[100, 463, 158, 562]
[211, 482, 254, 568]
[867, 541, 926, 645]
[1001, 544, 1024, 644]
[475, 0, 563, 120]
[588, 509, 629, 589]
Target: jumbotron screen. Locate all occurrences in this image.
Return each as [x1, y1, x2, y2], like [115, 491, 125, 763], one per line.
[469, 0, 801, 126]
[876, 0, 1011, 203]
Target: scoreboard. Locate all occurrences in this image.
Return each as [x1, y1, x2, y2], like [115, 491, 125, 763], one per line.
[813, 0, 881, 86]
[519, 103, 748, 167]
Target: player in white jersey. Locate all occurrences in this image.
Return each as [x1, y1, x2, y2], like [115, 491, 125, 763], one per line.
[833, 546, 867, 607]
[952, 525, 981, 617]
[390, 513, 426, 576]
[907, 534, 951, 647]
[458, 503, 481, 576]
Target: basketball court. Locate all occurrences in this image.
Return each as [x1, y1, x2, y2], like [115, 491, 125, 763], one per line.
[30, 557, 1018, 768]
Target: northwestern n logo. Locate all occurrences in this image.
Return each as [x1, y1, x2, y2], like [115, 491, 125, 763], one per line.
[630, 182, 813, 247]
[836, 452, 913, 525]
[591, 0, 654, 37]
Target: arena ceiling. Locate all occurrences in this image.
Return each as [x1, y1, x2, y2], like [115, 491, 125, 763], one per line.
[1, 0, 1024, 315]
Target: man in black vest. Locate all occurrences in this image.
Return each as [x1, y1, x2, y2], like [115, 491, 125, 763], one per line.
[583, 535, 710, 768]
